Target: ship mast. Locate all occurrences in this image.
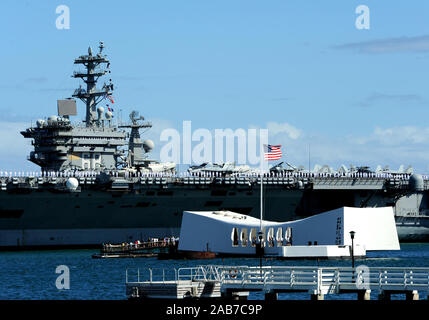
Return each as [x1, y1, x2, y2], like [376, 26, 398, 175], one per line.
[72, 41, 113, 127]
[119, 111, 152, 167]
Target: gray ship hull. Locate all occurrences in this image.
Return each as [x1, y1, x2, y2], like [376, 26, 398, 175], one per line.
[396, 217, 429, 241]
[5, 44, 427, 249]
[1, 180, 428, 248]
[0, 185, 303, 247]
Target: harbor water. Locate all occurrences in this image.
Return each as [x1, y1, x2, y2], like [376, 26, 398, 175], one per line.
[1, 243, 429, 300]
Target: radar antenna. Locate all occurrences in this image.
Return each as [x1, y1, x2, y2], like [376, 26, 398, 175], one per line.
[129, 111, 145, 125]
[119, 111, 152, 167]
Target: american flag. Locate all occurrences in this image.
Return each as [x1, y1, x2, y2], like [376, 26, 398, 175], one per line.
[264, 144, 282, 161]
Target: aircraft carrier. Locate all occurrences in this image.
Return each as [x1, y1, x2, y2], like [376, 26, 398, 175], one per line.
[0, 42, 428, 248]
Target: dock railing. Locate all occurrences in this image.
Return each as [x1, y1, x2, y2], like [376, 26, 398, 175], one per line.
[126, 265, 226, 284]
[126, 265, 429, 298]
[126, 267, 178, 284]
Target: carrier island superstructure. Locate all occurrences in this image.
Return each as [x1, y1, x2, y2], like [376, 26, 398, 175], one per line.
[0, 42, 428, 248]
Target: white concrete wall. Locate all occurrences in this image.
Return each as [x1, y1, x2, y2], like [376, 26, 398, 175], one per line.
[178, 207, 400, 254]
[342, 207, 400, 250]
[284, 208, 342, 246]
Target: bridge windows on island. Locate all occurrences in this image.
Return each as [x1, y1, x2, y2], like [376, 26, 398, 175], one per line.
[231, 226, 293, 248]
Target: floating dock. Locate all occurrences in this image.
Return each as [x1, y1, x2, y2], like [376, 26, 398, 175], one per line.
[126, 265, 429, 300]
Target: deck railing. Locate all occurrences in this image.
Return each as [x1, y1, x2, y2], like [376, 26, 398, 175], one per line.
[126, 265, 429, 295]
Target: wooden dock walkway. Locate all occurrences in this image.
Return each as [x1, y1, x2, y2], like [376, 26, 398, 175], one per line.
[126, 265, 429, 300]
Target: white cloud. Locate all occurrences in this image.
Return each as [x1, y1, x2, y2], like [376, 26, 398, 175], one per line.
[266, 122, 302, 139]
[358, 92, 425, 108]
[334, 35, 429, 54]
[0, 122, 35, 170]
[352, 126, 429, 146]
[3, 118, 429, 174]
[0, 122, 31, 154]
[262, 123, 429, 173]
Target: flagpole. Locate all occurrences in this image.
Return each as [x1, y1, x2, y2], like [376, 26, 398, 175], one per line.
[258, 144, 281, 271]
[260, 146, 264, 233]
[260, 165, 263, 232]
[259, 149, 264, 277]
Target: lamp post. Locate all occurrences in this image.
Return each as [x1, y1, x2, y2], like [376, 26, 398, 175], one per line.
[349, 231, 355, 269]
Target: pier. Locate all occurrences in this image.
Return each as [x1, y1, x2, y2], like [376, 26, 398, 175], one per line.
[126, 265, 429, 300]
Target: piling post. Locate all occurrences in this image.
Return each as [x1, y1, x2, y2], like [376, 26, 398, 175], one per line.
[221, 290, 247, 300]
[310, 293, 324, 300]
[378, 290, 391, 301]
[406, 290, 419, 301]
[310, 288, 324, 300]
[357, 290, 371, 301]
[265, 291, 278, 300]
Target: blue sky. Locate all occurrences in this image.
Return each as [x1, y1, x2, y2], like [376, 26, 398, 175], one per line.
[1, 1, 429, 172]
